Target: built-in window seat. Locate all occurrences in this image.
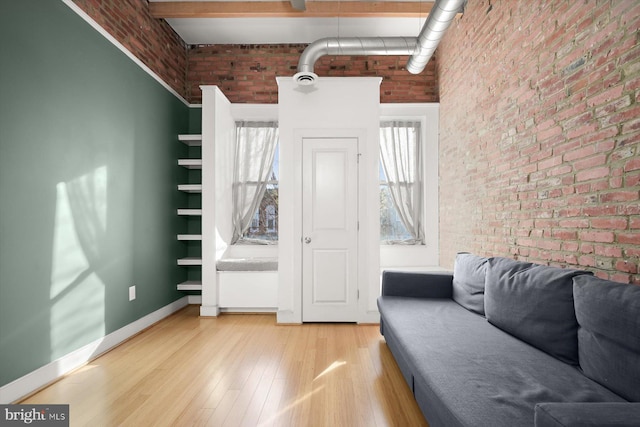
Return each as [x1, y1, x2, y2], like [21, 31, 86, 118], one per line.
[216, 257, 278, 272]
[216, 257, 278, 312]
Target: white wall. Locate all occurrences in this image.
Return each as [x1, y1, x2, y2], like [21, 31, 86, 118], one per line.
[200, 86, 234, 317]
[276, 77, 382, 324]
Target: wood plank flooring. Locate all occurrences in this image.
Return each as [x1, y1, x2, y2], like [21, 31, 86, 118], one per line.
[21, 305, 428, 426]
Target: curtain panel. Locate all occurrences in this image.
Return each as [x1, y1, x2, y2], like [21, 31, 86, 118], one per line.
[379, 121, 425, 244]
[231, 121, 279, 244]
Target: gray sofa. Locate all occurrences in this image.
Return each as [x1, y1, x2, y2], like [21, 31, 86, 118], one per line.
[377, 253, 640, 427]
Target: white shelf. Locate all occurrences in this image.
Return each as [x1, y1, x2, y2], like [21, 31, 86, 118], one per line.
[178, 184, 202, 193]
[178, 234, 202, 241]
[177, 134, 202, 294]
[177, 280, 202, 291]
[178, 257, 202, 266]
[178, 134, 202, 146]
[178, 159, 202, 169]
[177, 209, 202, 216]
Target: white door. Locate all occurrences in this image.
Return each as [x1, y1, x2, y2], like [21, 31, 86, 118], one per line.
[302, 137, 359, 322]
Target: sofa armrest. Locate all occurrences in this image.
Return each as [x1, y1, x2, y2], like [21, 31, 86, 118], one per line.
[535, 402, 640, 427]
[381, 270, 453, 299]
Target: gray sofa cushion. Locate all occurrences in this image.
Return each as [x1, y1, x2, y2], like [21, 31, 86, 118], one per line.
[377, 296, 625, 427]
[382, 271, 453, 299]
[573, 275, 640, 402]
[485, 257, 591, 365]
[535, 402, 640, 427]
[452, 252, 488, 315]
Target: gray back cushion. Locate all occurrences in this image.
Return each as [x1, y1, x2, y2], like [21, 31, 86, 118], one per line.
[485, 257, 591, 365]
[452, 252, 488, 315]
[573, 275, 640, 402]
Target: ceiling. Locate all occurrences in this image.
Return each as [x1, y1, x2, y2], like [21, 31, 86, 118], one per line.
[148, 0, 436, 45]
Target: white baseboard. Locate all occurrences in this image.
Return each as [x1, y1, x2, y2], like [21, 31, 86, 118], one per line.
[360, 310, 381, 324]
[0, 297, 189, 404]
[220, 307, 277, 313]
[200, 305, 220, 317]
[187, 295, 202, 305]
[277, 309, 301, 324]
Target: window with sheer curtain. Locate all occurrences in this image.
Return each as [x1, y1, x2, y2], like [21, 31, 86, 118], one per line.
[379, 121, 424, 244]
[232, 121, 279, 244]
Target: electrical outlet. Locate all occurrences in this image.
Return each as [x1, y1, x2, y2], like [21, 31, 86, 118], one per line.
[129, 285, 136, 301]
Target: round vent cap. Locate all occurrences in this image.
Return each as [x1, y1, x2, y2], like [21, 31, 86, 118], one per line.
[293, 72, 318, 86]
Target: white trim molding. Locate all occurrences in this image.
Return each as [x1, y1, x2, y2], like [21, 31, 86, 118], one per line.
[0, 297, 189, 404]
[61, 0, 194, 107]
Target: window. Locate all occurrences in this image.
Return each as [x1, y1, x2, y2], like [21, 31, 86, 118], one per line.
[379, 121, 424, 244]
[243, 150, 279, 242]
[380, 166, 413, 241]
[250, 212, 259, 230]
[232, 121, 279, 244]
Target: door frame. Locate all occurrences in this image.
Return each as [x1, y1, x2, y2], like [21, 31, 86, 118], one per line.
[289, 128, 378, 323]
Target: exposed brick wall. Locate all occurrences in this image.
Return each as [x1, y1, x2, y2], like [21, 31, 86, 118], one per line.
[71, 0, 188, 99]
[187, 44, 438, 104]
[438, 0, 640, 283]
[68, 1, 438, 104]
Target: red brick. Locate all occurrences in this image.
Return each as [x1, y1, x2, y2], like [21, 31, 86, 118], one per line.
[599, 191, 639, 202]
[595, 245, 623, 257]
[586, 85, 625, 107]
[553, 230, 578, 240]
[573, 154, 607, 170]
[625, 157, 640, 172]
[558, 218, 589, 228]
[537, 125, 563, 141]
[578, 255, 596, 267]
[563, 145, 594, 162]
[609, 272, 632, 283]
[624, 172, 640, 187]
[626, 247, 640, 257]
[580, 231, 615, 243]
[619, 233, 640, 245]
[590, 218, 628, 229]
[616, 260, 638, 274]
[575, 166, 610, 182]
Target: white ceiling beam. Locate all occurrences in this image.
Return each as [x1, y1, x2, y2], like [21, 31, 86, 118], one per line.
[149, 1, 436, 19]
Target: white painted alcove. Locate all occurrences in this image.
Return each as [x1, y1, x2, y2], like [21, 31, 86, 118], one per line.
[199, 84, 440, 322]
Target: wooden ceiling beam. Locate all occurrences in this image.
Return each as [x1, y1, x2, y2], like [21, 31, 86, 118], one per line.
[149, 1, 435, 19]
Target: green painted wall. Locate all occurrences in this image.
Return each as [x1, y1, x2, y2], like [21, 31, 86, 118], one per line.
[189, 107, 203, 134]
[0, 0, 190, 387]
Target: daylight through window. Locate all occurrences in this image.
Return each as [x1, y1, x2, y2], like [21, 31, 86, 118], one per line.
[232, 121, 279, 244]
[379, 121, 424, 244]
[245, 155, 279, 241]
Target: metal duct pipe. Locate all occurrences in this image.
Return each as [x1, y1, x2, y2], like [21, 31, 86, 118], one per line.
[295, 37, 417, 84]
[294, 0, 464, 83]
[406, 0, 465, 74]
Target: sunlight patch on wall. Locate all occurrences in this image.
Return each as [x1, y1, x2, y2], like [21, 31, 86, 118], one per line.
[50, 166, 108, 359]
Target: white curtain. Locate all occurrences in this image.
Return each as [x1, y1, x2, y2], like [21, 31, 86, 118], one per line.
[380, 121, 424, 244]
[231, 121, 279, 244]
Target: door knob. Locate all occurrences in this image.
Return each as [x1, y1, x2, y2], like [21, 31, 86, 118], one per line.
[304, 237, 312, 244]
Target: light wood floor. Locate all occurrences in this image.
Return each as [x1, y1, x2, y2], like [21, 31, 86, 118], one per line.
[22, 305, 428, 426]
